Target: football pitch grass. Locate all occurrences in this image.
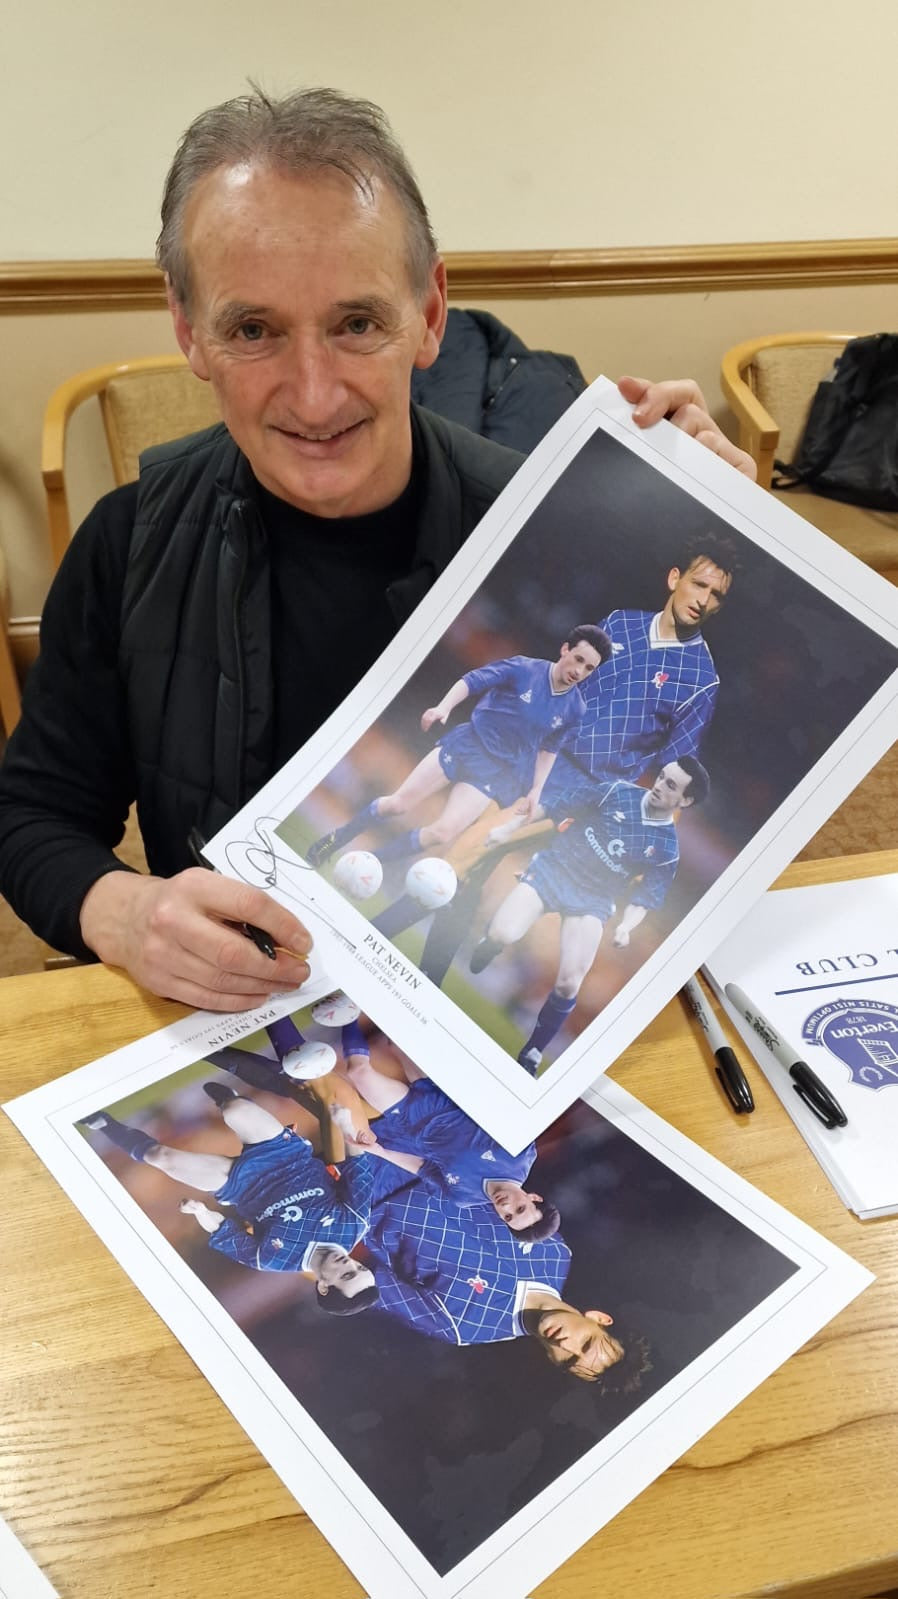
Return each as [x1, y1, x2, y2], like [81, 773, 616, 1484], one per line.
[275, 811, 537, 1069]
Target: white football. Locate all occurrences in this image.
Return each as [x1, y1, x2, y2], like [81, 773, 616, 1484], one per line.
[405, 856, 458, 911]
[332, 849, 383, 900]
[310, 992, 361, 1028]
[281, 1041, 337, 1080]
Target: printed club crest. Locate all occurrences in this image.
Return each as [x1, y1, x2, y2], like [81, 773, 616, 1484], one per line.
[801, 999, 898, 1091]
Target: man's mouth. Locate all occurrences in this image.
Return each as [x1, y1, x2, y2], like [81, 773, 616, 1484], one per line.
[272, 419, 367, 455]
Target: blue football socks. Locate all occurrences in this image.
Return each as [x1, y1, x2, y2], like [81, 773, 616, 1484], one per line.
[88, 1113, 157, 1163]
[341, 1019, 370, 1059]
[523, 989, 577, 1056]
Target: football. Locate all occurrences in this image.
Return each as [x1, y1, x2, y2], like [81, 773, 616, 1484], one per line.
[405, 856, 458, 911]
[281, 1040, 338, 1080]
[310, 992, 361, 1027]
[332, 849, 384, 900]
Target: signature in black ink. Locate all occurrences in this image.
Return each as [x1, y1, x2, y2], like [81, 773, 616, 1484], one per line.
[224, 816, 357, 953]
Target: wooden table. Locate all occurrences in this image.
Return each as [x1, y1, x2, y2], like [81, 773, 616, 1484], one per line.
[1, 850, 897, 1599]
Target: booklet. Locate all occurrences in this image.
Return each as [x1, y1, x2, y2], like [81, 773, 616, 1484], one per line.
[205, 377, 898, 1152]
[4, 986, 872, 1599]
[0, 1517, 58, 1599]
[704, 872, 898, 1218]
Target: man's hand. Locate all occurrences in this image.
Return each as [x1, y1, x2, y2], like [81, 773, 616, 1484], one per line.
[421, 705, 449, 732]
[618, 376, 757, 479]
[79, 868, 312, 1011]
[179, 1197, 225, 1233]
[330, 1103, 373, 1145]
[611, 927, 630, 949]
[514, 789, 541, 823]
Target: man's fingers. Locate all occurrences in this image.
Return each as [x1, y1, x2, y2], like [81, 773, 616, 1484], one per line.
[616, 374, 649, 406]
[619, 376, 757, 480]
[146, 874, 312, 983]
[693, 429, 758, 479]
[181, 870, 313, 958]
[619, 375, 710, 424]
[140, 933, 309, 1008]
[160, 977, 281, 1011]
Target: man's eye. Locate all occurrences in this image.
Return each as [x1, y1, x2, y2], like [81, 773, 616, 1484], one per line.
[237, 322, 266, 342]
[345, 316, 375, 336]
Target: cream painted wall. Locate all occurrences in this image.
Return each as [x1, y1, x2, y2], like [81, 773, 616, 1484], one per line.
[2, 1, 898, 621]
[3, 280, 896, 617]
[4, 0, 898, 258]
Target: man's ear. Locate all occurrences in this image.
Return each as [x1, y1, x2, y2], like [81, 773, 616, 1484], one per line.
[413, 258, 449, 373]
[167, 277, 210, 382]
[666, 566, 681, 594]
[585, 1309, 614, 1326]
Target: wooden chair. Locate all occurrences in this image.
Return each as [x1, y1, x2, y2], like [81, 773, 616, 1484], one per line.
[42, 355, 220, 568]
[720, 332, 898, 585]
[0, 544, 21, 735]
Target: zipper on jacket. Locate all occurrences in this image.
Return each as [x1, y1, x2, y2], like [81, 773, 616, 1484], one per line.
[230, 502, 251, 805]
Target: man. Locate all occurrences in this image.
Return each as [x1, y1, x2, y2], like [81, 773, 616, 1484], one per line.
[308, 623, 609, 867]
[412, 534, 735, 983]
[536, 533, 736, 820]
[471, 757, 710, 1072]
[83, 1083, 380, 1311]
[366, 1185, 650, 1389]
[332, 1024, 561, 1239]
[0, 87, 754, 1011]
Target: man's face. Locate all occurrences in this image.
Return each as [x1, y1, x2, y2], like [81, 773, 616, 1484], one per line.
[647, 761, 694, 814]
[485, 1180, 544, 1231]
[534, 1304, 623, 1382]
[170, 162, 447, 517]
[316, 1247, 376, 1298]
[555, 640, 603, 687]
[666, 557, 732, 634]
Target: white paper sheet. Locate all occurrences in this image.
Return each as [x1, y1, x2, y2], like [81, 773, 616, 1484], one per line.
[5, 990, 872, 1599]
[0, 1518, 58, 1599]
[704, 872, 898, 1216]
[203, 377, 898, 1151]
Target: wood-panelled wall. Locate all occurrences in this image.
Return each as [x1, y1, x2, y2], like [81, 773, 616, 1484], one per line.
[1, 239, 897, 634]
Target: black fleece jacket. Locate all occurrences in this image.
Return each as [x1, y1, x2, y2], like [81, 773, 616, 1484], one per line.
[0, 407, 522, 957]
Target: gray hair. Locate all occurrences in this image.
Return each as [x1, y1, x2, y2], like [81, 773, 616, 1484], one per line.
[156, 85, 439, 312]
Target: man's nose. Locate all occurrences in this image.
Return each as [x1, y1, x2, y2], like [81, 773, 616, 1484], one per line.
[283, 336, 347, 421]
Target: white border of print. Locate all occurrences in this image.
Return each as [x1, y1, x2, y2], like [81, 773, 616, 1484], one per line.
[203, 378, 898, 1154]
[5, 1000, 872, 1599]
[0, 1516, 59, 1599]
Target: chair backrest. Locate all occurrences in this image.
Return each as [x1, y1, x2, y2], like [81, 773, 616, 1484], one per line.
[0, 544, 21, 735]
[746, 340, 848, 464]
[100, 365, 220, 484]
[42, 355, 220, 568]
[721, 332, 857, 489]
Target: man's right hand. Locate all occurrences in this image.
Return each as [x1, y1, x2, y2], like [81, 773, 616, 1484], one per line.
[79, 868, 312, 1011]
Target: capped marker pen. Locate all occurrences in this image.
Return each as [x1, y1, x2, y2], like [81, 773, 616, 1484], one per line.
[682, 976, 754, 1113]
[724, 983, 848, 1130]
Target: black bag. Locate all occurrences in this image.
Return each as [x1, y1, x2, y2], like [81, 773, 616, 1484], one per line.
[772, 332, 898, 510]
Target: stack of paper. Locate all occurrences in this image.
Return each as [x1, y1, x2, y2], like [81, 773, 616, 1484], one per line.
[704, 873, 898, 1218]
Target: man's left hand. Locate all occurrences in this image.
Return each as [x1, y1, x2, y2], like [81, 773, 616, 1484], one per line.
[618, 376, 757, 479]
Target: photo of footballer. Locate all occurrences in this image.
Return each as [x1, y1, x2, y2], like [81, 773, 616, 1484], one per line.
[270, 423, 898, 1076]
[204, 381, 898, 1146]
[70, 992, 805, 1582]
